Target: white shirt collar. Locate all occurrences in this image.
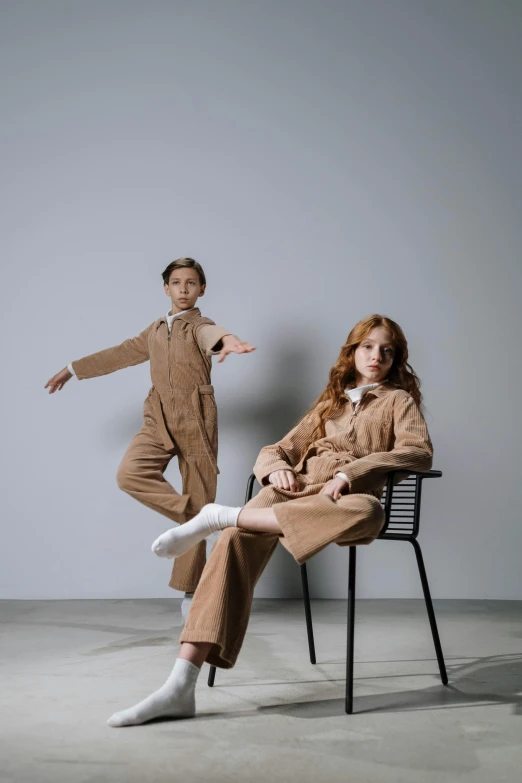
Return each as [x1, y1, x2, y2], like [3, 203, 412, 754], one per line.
[166, 307, 195, 322]
[344, 382, 381, 405]
[166, 307, 195, 332]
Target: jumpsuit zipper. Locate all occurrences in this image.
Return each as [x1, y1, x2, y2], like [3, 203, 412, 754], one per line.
[349, 396, 367, 428]
[167, 323, 173, 388]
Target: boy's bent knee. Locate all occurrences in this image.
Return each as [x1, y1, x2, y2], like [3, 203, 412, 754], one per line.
[116, 463, 136, 493]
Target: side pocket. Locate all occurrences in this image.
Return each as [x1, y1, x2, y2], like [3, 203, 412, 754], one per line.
[143, 387, 155, 425]
[187, 405, 218, 457]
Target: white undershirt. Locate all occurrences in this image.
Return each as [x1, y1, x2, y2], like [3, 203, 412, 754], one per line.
[165, 307, 195, 335]
[344, 382, 380, 409]
[67, 309, 194, 377]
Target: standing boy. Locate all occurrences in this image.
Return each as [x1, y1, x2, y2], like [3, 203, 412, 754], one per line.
[45, 258, 254, 604]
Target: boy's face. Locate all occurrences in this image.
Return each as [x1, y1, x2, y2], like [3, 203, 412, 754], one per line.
[164, 267, 205, 313]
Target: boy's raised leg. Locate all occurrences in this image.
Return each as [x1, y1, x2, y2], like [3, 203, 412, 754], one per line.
[117, 427, 191, 520]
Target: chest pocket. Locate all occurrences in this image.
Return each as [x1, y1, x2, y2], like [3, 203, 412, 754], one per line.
[173, 321, 192, 342]
[353, 412, 393, 454]
[172, 321, 209, 368]
[170, 322, 200, 364]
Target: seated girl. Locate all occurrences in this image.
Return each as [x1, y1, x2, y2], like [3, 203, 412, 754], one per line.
[107, 314, 433, 727]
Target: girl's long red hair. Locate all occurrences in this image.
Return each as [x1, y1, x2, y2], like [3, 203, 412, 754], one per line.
[305, 314, 423, 446]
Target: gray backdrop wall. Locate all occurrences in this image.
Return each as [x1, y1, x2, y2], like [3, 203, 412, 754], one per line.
[1, 0, 521, 600]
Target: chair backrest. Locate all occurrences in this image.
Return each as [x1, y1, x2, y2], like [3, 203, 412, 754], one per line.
[379, 470, 441, 540]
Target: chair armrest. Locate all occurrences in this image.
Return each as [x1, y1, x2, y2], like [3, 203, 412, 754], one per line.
[408, 469, 442, 479]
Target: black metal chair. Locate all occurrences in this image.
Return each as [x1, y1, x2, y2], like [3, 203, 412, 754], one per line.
[208, 469, 448, 713]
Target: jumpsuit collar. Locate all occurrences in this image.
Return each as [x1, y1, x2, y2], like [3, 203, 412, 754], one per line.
[345, 382, 381, 405]
[344, 381, 396, 409]
[156, 307, 202, 330]
[166, 306, 195, 320]
[165, 307, 196, 335]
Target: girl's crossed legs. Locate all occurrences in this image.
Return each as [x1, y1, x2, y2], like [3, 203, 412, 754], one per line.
[107, 487, 384, 726]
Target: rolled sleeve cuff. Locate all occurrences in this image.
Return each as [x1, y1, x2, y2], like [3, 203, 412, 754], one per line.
[199, 325, 233, 355]
[335, 462, 370, 494]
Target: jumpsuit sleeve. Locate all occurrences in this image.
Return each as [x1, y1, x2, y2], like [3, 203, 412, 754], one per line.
[254, 411, 318, 486]
[194, 322, 232, 356]
[70, 323, 153, 380]
[337, 392, 433, 494]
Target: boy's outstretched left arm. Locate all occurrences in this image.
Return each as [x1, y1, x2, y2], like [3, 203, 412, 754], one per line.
[216, 334, 255, 363]
[195, 322, 255, 362]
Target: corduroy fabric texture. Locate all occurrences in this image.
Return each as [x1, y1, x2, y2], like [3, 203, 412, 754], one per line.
[180, 489, 385, 668]
[71, 308, 230, 592]
[180, 384, 433, 667]
[254, 384, 433, 496]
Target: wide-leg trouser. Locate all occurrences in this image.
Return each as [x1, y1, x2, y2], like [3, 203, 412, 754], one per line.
[116, 423, 217, 593]
[180, 485, 385, 668]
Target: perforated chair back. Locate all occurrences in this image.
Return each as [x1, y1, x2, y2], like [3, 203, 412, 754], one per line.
[379, 469, 442, 540]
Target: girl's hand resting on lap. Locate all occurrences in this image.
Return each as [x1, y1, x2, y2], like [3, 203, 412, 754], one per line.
[269, 470, 298, 491]
[321, 476, 349, 500]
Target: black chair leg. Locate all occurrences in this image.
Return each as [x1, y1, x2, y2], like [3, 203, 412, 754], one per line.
[208, 665, 216, 687]
[345, 546, 357, 714]
[410, 539, 448, 685]
[300, 564, 316, 665]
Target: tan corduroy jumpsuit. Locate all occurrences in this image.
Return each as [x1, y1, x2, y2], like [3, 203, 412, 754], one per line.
[180, 384, 433, 667]
[71, 308, 230, 592]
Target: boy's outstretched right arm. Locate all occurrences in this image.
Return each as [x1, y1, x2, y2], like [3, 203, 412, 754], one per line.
[45, 324, 152, 394]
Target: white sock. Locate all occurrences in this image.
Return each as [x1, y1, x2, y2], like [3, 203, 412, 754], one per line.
[152, 503, 241, 559]
[107, 658, 200, 727]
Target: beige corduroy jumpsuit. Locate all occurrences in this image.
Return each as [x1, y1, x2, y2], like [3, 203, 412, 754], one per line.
[71, 308, 230, 592]
[180, 384, 433, 667]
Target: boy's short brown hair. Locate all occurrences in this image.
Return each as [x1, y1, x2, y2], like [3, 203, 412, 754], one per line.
[161, 258, 206, 287]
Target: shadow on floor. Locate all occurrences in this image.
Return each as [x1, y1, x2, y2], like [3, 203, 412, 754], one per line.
[201, 653, 522, 718]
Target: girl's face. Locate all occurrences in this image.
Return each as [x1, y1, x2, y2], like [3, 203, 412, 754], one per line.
[353, 327, 395, 386]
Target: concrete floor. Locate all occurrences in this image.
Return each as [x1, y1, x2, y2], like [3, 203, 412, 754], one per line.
[1, 599, 521, 783]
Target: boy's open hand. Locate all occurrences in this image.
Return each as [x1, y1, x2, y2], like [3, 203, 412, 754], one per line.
[45, 367, 73, 394]
[217, 334, 256, 363]
[269, 470, 298, 492]
[320, 476, 349, 500]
